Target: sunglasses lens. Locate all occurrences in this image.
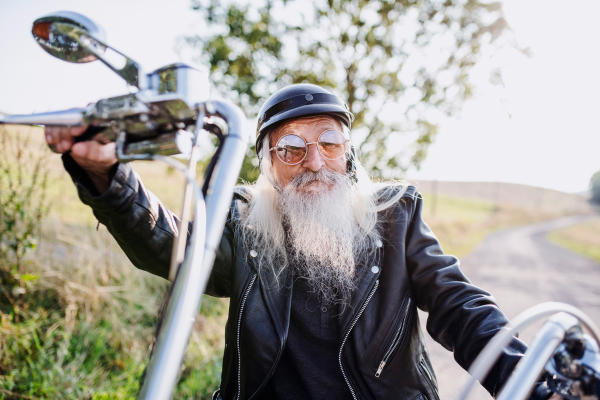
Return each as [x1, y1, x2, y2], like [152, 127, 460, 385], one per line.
[318, 130, 347, 159]
[276, 135, 307, 164]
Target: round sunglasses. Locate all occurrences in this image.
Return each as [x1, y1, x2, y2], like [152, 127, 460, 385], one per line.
[270, 130, 350, 165]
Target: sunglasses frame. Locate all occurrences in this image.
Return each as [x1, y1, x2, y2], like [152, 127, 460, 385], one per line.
[269, 130, 350, 166]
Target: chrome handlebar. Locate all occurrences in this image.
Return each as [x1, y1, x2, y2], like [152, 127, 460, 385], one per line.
[460, 303, 600, 400]
[0, 62, 212, 163]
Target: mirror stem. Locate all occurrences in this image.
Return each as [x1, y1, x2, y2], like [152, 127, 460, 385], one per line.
[78, 35, 145, 89]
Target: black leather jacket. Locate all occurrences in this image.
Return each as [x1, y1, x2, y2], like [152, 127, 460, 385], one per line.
[64, 156, 529, 400]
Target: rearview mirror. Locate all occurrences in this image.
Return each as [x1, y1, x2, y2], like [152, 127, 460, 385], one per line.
[32, 11, 143, 88]
[32, 11, 106, 63]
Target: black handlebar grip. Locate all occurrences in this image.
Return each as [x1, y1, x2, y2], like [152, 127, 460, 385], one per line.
[73, 126, 109, 143]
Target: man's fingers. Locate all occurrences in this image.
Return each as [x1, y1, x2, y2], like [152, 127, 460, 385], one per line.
[44, 125, 89, 153]
[71, 141, 118, 193]
[45, 126, 58, 145]
[68, 126, 89, 137]
[71, 141, 117, 168]
[57, 128, 75, 153]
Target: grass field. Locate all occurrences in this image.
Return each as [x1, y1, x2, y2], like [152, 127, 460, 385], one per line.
[0, 125, 576, 399]
[547, 217, 600, 263]
[419, 193, 561, 258]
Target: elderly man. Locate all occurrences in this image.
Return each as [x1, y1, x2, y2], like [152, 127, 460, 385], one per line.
[46, 84, 555, 400]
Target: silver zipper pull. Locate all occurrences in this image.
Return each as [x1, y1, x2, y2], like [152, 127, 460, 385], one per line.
[375, 361, 386, 377]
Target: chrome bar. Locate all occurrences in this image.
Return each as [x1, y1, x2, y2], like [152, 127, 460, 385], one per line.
[202, 100, 249, 257]
[168, 146, 199, 281]
[169, 108, 206, 282]
[137, 156, 206, 400]
[0, 108, 85, 126]
[78, 33, 144, 89]
[497, 313, 579, 400]
[137, 100, 248, 400]
[458, 302, 600, 400]
[124, 130, 194, 158]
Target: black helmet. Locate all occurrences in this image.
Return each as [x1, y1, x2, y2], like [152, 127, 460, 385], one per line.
[255, 83, 354, 155]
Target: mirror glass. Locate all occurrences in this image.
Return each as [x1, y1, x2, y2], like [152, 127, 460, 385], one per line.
[32, 11, 106, 63]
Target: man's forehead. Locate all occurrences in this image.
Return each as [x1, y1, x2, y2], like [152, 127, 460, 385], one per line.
[270, 115, 343, 141]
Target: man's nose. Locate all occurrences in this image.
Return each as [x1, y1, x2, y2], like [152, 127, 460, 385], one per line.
[302, 142, 325, 172]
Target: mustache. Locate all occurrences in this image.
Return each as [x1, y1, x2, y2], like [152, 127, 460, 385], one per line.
[289, 169, 347, 188]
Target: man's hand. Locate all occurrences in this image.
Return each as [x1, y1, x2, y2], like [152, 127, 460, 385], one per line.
[45, 126, 118, 194]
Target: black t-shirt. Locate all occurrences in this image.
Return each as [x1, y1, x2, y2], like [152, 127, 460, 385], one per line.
[258, 276, 353, 399]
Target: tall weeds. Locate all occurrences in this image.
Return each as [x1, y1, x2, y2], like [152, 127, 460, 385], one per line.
[0, 127, 49, 321]
[0, 127, 227, 399]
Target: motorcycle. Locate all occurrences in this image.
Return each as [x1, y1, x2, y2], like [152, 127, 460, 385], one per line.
[2, 10, 600, 400]
[0, 11, 249, 400]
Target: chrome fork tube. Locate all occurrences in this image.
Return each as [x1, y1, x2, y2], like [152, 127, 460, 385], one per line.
[137, 101, 248, 400]
[137, 155, 206, 400]
[168, 108, 205, 282]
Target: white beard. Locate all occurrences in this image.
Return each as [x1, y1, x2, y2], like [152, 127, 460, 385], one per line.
[277, 169, 365, 305]
[239, 159, 394, 307]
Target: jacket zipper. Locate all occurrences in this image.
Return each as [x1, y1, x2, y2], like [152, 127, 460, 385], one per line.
[419, 357, 440, 400]
[375, 296, 412, 377]
[236, 273, 257, 400]
[339, 280, 379, 400]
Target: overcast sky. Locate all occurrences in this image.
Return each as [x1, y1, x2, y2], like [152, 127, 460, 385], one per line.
[1, 0, 598, 193]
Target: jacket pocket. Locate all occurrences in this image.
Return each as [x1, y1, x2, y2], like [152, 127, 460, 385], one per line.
[418, 356, 440, 400]
[375, 295, 413, 377]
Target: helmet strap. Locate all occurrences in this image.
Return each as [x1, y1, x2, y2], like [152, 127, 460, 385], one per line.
[346, 145, 359, 183]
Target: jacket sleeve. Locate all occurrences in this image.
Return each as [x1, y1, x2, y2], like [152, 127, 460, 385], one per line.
[403, 190, 527, 397]
[62, 154, 233, 297]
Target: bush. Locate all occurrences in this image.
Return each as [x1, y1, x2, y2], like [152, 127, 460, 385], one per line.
[0, 126, 50, 322]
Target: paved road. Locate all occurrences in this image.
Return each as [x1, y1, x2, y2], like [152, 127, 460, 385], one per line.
[420, 214, 600, 399]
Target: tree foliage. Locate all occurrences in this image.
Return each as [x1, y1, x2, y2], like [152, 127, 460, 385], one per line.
[184, 0, 510, 180]
[591, 171, 600, 204]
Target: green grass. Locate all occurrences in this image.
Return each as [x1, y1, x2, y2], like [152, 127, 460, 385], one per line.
[547, 218, 600, 262]
[0, 236, 228, 400]
[420, 193, 561, 258]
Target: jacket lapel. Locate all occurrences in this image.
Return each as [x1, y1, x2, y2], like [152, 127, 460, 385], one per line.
[338, 245, 383, 337]
[247, 254, 293, 344]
